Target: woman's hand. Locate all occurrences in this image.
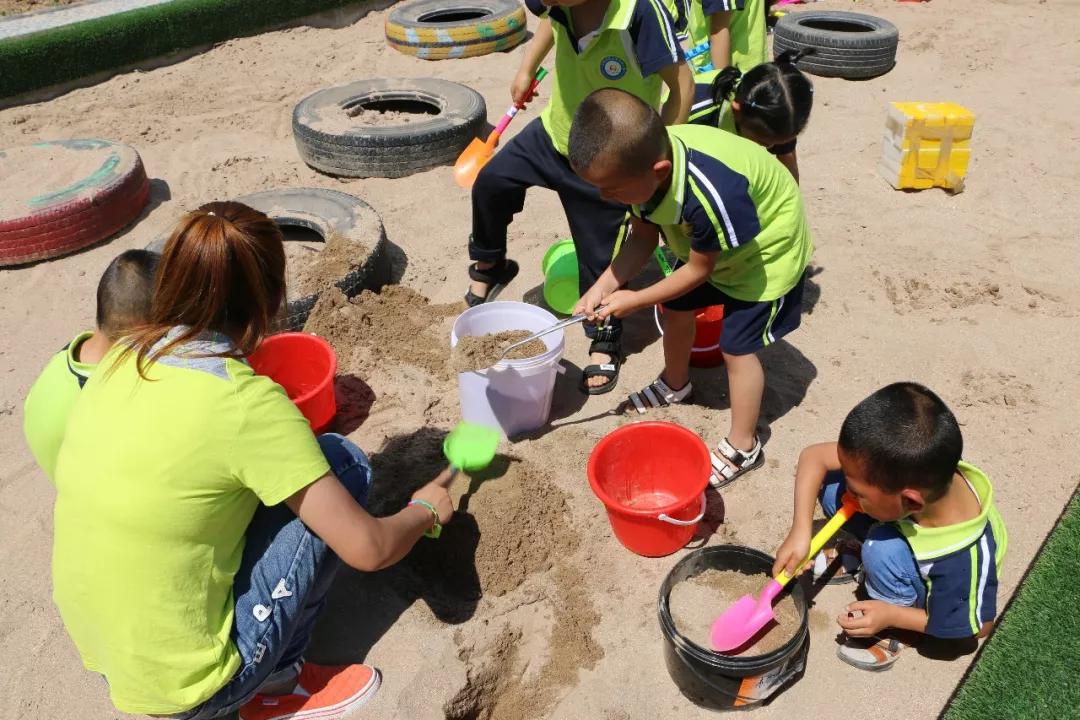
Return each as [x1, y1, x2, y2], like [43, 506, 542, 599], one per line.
[772, 526, 812, 578]
[411, 476, 455, 524]
[596, 290, 643, 319]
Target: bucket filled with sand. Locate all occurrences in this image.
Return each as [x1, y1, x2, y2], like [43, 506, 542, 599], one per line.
[450, 302, 565, 438]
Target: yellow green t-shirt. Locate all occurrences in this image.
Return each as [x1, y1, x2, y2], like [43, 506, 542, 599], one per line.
[52, 329, 330, 715]
[23, 330, 96, 482]
[686, 0, 767, 73]
[525, 0, 684, 156]
[631, 124, 812, 301]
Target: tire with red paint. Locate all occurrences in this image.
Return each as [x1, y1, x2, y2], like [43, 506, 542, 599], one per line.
[0, 139, 150, 267]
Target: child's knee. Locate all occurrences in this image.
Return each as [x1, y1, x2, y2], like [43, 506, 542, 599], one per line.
[862, 525, 924, 606]
[317, 433, 373, 506]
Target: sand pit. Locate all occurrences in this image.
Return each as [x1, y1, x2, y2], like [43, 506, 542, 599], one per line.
[2, 0, 1079, 718]
[286, 229, 366, 299]
[0, 0, 80, 15]
[669, 569, 801, 656]
[450, 330, 547, 373]
[0, 143, 111, 219]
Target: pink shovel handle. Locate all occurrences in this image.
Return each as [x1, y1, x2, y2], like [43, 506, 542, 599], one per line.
[489, 67, 548, 145]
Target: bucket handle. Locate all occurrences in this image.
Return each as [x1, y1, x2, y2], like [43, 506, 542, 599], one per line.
[658, 492, 706, 526]
[653, 306, 721, 353]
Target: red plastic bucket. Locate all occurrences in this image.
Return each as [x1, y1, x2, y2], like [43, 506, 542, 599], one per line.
[249, 332, 337, 434]
[654, 305, 725, 368]
[587, 422, 712, 557]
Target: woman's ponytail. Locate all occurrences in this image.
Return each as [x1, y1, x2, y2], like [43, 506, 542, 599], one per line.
[709, 66, 743, 106]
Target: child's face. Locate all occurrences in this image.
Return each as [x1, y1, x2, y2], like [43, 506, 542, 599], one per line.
[574, 157, 671, 205]
[838, 449, 907, 522]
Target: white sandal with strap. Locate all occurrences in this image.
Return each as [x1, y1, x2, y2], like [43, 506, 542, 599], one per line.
[710, 436, 764, 488]
[626, 377, 692, 414]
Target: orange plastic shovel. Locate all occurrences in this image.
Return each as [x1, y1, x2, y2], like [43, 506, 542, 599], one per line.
[709, 494, 862, 652]
[454, 67, 548, 189]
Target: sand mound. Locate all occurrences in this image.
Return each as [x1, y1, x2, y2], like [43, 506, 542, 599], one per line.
[450, 330, 548, 373]
[303, 285, 462, 378]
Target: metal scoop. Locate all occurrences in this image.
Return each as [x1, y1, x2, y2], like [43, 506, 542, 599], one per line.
[493, 313, 591, 365]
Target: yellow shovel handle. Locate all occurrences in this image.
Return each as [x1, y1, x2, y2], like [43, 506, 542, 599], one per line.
[775, 494, 861, 587]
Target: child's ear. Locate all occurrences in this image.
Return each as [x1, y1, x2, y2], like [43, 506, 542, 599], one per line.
[900, 488, 926, 515]
[731, 100, 742, 114]
[653, 159, 672, 184]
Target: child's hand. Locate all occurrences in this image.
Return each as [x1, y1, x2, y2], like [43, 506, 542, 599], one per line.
[596, 290, 642, 319]
[511, 69, 540, 107]
[837, 600, 896, 637]
[412, 480, 455, 524]
[772, 527, 812, 578]
[575, 283, 611, 321]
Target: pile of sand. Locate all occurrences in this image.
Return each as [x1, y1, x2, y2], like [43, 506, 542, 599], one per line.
[450, 330, 548, 373]
[303, 285, 462, 378]
[286, 230, 366, 299]
[669, 568, 802, 656]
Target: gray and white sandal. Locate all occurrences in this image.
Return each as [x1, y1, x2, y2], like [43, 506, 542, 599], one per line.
[626, 377, 693, 414]
[710, 436, 764, 488]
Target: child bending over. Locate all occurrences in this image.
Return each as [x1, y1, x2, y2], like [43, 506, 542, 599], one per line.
[570, 88, 812, 486]
[689, 49, 815, 182]
[774, 383, 1008, 671]
[23, 248, 159, 481]
[467, 0, 694, 396]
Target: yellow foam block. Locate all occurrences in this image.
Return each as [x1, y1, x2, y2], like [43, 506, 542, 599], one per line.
[879, 102, 975, 192]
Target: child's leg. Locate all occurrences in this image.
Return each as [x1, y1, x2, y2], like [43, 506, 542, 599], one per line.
[468, 119, 560, 300]
[712, 272, 807, 483]
[661, 308, 696, 389]
[173, 433, 373, 719]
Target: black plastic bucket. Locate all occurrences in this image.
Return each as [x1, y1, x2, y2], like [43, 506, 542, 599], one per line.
[658, 545, 810, 710]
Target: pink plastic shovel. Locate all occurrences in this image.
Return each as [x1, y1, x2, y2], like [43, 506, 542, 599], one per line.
[453, 67, 547, 189]
[709, 494, 861, 652]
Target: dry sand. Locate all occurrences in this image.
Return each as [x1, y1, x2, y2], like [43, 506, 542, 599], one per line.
[450, 330, 547, 373]
[0, 0, 80, 16]
[1, 0, 1079, 718]
[669, 568, 801, 656]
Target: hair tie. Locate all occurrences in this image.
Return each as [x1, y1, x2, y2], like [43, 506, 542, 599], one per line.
[749, 100, 758, 109]
[207, 211, 216, 217]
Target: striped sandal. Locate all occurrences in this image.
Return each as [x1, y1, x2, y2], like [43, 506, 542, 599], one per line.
[710, 437, 764, 488]
[837, 635, 907, 672]
[625, 377, 693, 414]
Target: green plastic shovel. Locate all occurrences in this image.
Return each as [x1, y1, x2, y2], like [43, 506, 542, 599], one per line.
[441, 421, 500, 481]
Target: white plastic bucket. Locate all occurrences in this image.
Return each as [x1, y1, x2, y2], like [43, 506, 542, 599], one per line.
[451, 302, 565, 438]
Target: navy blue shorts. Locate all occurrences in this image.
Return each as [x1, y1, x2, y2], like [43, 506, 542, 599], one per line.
[661, 271, 807, 356]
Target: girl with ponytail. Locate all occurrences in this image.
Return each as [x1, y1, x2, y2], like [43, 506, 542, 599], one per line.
[688, 48, 815, 181]
[52, 201, 454, 719]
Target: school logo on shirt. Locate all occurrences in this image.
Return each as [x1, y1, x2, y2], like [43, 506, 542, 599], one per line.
[600, 56, 627, 80]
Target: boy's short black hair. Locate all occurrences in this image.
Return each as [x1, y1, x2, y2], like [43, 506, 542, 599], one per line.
[96, 249, 160, 340]
[839, 382, 962, 501]
[567, 88, 669, 175]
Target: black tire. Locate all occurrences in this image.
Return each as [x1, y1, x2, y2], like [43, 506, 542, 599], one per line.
[385, 0, 528, 60]
[773, 10, 898, 79]
[147, 188, 390, 330]
[292, 78, 487, 178]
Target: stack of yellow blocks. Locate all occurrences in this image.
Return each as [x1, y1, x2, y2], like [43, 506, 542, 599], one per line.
[879, 102, 975, 193]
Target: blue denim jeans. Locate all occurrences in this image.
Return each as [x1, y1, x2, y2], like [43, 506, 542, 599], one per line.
[820, 471, 927, 609]
[173, 434, 372, 720]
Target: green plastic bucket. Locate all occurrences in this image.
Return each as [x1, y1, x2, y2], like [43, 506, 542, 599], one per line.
[542, 239, 579, 315]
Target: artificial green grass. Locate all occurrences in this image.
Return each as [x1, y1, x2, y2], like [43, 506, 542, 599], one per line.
[0, 0, 373, 99]
[943, 486, 1080, 720]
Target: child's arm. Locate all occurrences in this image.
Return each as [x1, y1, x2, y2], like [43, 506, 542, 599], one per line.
[708, 10, 733, 70]
[512, 18, 555, 105]
[775, 149, 800, 184]
[659, 62, 694, 126]
[773, 442, 842, 577]
[599, 246, 717, 319]
[287, 470, 455, 572]
[577, 216, 660, 318]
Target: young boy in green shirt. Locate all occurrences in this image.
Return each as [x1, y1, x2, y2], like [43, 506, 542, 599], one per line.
[569, 88, 812, 485]
[774, 383, 1007, 670]
[23, 249, 159, 481]
[467, 0, 694, 395]
[686, 0, 767, 73]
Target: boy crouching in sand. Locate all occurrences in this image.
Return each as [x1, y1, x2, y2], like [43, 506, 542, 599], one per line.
[570, 87, 812, 487]
[24, 249, 159, 481]
[774, 383, 1008, 670]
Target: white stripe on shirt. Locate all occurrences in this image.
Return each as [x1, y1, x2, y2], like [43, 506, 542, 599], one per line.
[688, 161, 740, 247]
[975, 534, 991, 626]
[646, 0, 680, 64]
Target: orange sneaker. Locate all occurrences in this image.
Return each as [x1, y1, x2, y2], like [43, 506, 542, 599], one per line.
[239, 663, 381, 720]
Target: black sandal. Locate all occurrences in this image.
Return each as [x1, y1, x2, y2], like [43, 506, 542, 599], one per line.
[579, 339, 622, 395]
[464, 259, 519, 307]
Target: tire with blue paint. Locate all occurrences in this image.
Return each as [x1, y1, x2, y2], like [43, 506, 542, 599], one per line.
[0, 139, 149, 267]
[292, 78, 487, 178]
[385, 0, 528, 60]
